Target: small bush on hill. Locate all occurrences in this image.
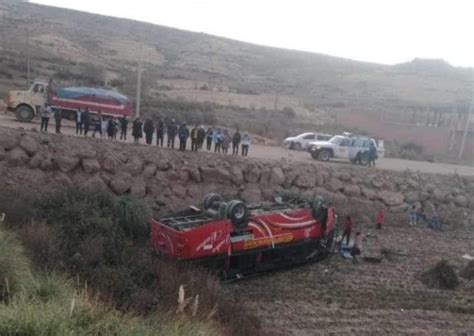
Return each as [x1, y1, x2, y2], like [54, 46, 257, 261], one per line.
[421, 260, 459, 290]
[460, 260, 474, 280]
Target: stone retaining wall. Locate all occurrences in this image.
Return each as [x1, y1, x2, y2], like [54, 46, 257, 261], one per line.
[1, 127, 473, 230]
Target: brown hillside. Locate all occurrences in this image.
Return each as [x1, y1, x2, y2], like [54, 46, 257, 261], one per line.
[0, 0, 473, 158]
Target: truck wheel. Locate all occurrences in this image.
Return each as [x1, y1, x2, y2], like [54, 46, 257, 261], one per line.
[203, 193, 223, 210]
[226, 200, 249, 230]
[293, 142, 302, 151]
[15, 105, 34, 122]
[318, 150, 331, 161]
[360, 153, 370, 166]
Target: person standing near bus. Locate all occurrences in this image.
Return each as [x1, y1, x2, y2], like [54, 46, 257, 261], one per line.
[76, 108, 83, 135]
[241, 132, 251, 156]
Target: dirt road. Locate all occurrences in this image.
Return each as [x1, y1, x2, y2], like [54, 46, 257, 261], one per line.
[1, 113, 473, 177]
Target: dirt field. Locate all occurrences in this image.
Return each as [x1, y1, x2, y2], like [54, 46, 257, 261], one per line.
[232, 226, 474, 335]
[1, 113, 473, 177]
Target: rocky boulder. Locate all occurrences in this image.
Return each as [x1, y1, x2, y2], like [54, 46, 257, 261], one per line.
[404, 191, 420, 203]
[230, 166, 244, 185]
[0, 147, 5, 161]
[0, 134, 19, 150]
[55, 155, 80, 173]
[240, 186, 262, 203]
[110, 173, 131, 195]
[157, 160, 171, 171]
[40, 158, 53, 171]
[454, 194, 468, 208]
[244, 167, 261, 184]
[259, 169, 271, 185]
[184, 166, 201, 183]
[6, 147, 29, 167]
[378, 190, 405, 206]
[361, 187, 376, 200]
[200, 166, 231, 183]
[294, 173, 316, 188]
[19, 135, 38, 156]
[82, 175, 108, 192]
[130, 178, 147, 198]
[102, 157, 119, 173]
[343, 184, 361, 197]
[82, 159, 101, 174]
[269, 167, 285, 186]
[143, 164, 157, 178]
[125, 157, 143, 176]
[171, 184, 187, 199]
[431, 188, 449, 203]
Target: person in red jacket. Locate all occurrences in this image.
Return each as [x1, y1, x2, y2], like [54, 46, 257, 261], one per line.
[341, 215, 353, 245]
[376, 210, 385, 230]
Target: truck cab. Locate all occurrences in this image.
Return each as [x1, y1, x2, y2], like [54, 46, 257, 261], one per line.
[6, 81, 49, 122]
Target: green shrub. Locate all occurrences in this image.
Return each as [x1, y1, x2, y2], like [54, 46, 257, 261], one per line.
[421, 260, 459, 290]
[460, 260, 474, 280]
[115, 195, 151, 240]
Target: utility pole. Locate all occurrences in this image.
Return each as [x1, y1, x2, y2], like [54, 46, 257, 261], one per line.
[26, 27, 31, 86]
[135, 55, 143, 119]
[457, 103, 472, 160]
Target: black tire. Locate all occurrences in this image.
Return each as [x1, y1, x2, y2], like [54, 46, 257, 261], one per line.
[359, 152, 370, 166]
[203, 193, 223, 210]
[293, 142, 302, 151]
[15, 105, 34, 122]
[226, 200, 249, 230]
[318, 150, 331, 161]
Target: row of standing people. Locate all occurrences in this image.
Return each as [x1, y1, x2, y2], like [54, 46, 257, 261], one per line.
[39, 108, 252, 156]
[39, 105, 123, 140]
[131, 118, 251, 156]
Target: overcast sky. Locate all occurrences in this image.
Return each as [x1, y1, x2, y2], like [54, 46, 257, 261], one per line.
[31, 0, 474, 67]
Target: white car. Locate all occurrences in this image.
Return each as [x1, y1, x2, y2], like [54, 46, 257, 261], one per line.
[308, 135, 385, 164]
[284, 132, 333, 151]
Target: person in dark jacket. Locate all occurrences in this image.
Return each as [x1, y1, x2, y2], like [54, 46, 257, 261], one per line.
[190, 125, 199, 151]
[214, 128, 223, 153]
[167, 119, 178, 149]
[92, 111, 103, 138]
[82, 107, 91, 136]
[132, 118, 143, 144]
[369, 142, 377, 167]
[197, 125, 206, 149]
[205, 127, 213, 151]
[107, 118, 116, 140]
[144, 118, 155, 145]
[54, 108, 62, 134]
[119, 115, 128, 140]
[232, 129, 241, 155]
[178, 123, 190, 151]
[156, 118, 165, 146]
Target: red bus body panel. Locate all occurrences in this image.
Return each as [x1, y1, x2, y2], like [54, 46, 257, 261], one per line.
[151, 207, 336, 260]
